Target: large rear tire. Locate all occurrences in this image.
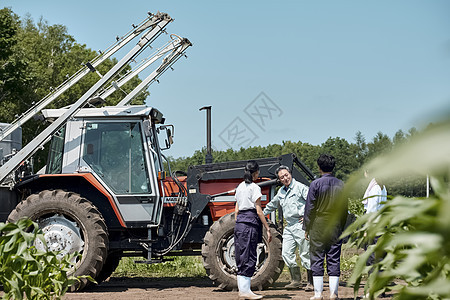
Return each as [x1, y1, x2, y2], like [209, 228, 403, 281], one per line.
[95, 253, 121, 284]
[8, 189, 108, 291]
[201, 213, 284, 291]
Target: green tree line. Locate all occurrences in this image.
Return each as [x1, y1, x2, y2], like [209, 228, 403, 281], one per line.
[167, 127, 428, 198]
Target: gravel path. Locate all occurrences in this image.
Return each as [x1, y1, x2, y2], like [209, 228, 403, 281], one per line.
[63, 275, 393, 300]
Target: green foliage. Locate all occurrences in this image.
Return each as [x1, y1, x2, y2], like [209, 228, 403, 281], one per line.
[387, 175, 427, 198]
[0, 8, 33, 107]
[367, 131, 392, 160]
[340, 248, 361, 279]
[0, 218, 82, 300]
[321, 136, 359, 181]
[0, 8, 19, 60]
[348, 196, 365, 216]
[342, 120, 450, 299]
[354, 131, 368, 168]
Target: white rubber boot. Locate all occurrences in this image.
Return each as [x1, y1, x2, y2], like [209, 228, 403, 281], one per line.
[310, 276, 323, 300]
[237, 275, 245, 293]
[238, 276, 262, 299]
[329, 276, 339, 299]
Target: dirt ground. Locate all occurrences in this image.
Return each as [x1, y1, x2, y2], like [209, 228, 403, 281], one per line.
[64, 274, 394, 300]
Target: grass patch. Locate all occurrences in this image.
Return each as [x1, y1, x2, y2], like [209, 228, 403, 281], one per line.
[112, 247, 360, 281]
[112, 256, 207, 278]
[340, 244, 362, 280]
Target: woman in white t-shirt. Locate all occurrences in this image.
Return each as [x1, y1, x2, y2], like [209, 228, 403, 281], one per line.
[234, 160, 272, 300]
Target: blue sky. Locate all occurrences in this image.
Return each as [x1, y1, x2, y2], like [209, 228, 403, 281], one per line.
[3, 1, 450, 159]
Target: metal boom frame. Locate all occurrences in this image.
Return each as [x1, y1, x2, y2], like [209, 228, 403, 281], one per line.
[0, 12, 172, 142]
[0, 12, 174, 184]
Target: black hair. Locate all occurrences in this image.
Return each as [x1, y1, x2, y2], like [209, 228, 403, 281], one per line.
[275, 165, 291, 179]
[244, 160, 259, 183]
[317, 154, 335, 172]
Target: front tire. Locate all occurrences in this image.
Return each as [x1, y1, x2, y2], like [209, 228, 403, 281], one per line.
[201, 213, 284, 291]
[8, 189, 108, 291]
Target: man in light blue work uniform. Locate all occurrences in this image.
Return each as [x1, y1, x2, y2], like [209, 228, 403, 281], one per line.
[263, 165, 313, 290]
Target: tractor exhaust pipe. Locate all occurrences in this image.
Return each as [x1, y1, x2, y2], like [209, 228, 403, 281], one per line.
[199, 106, 213, 164]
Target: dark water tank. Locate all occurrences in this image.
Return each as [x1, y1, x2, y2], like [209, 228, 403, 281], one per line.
[0, 123, 22, 163]
[0, 123, 21, 221]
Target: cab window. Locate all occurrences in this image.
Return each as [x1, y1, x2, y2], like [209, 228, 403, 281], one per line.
[82, 122, 151, 194]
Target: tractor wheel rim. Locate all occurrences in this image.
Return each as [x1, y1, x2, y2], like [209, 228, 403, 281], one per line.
[35, 214, 84, 260]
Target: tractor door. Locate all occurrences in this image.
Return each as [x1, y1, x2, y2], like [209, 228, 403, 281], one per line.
[79, 120, 162, 226]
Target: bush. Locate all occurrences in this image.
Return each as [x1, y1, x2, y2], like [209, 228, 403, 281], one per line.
[0, 218, 81, 300]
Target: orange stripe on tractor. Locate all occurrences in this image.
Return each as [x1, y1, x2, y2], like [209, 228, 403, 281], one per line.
[39, 173, 126, 227]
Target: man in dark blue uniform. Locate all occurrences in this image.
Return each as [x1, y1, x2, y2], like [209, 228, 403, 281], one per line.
[303, 154, 347, 300]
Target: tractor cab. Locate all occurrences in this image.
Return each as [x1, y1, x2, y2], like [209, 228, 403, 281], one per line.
[42, 105, 171, 227]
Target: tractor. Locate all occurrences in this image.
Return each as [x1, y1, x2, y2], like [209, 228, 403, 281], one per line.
[0, 11, 316, 291]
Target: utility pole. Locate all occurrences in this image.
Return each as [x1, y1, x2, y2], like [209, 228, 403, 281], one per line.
[199, 106, 212, 164]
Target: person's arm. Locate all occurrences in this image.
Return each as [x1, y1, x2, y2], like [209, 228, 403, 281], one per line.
[299, 183, 309, 200]
[303, 181, 317, 234]
[235, 201, 239, 221]
[262, 191, 280, 215]
[255, 198, 272, 243]
[296, 183, 309, 221]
